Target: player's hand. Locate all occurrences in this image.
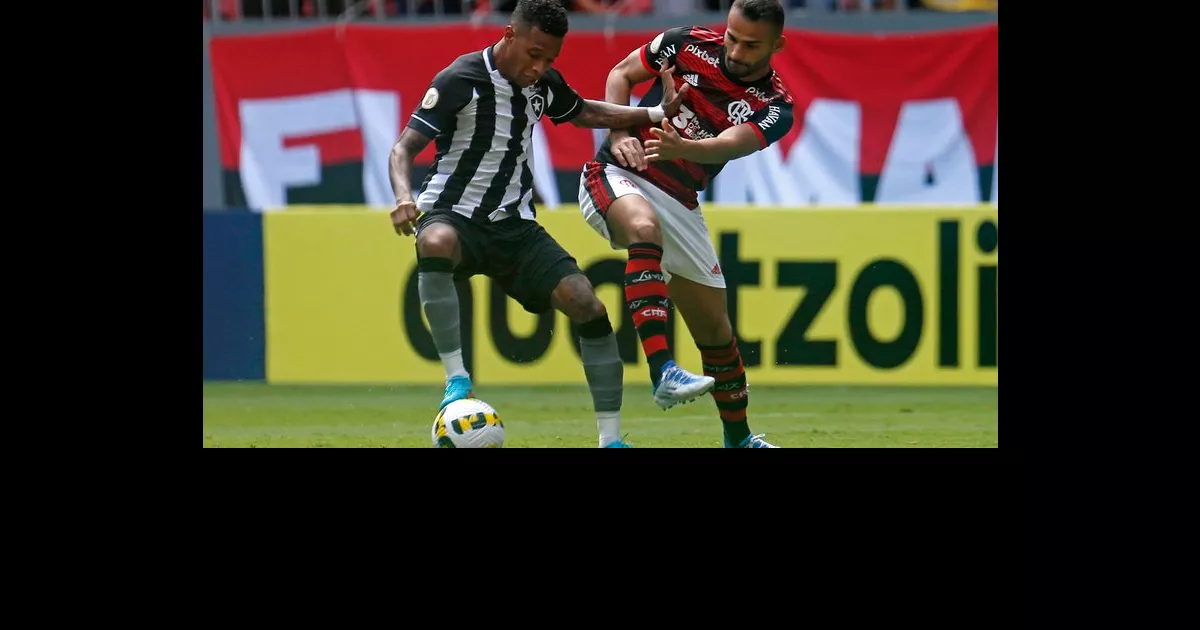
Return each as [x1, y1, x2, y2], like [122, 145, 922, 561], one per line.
[391, 199, 420, 236]
[645, 119, 686, 162]
[658, 64, 691, 119]
[610, 132, 648, 171]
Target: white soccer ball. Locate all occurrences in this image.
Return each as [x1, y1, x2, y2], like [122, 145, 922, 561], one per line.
[432, 398, 506, 448]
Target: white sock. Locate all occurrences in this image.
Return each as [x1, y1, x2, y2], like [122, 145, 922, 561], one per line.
[440, 350, 469, 379]
[597, 411, 622, 447]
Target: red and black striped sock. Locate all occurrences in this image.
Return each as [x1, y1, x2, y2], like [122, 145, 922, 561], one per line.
[625, 242, 673, 386]
[699, 337, 751, 447]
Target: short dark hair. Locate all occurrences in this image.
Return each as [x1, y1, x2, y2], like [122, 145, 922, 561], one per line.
[512, 0, 570, 38]
[732, 0, 786, 34]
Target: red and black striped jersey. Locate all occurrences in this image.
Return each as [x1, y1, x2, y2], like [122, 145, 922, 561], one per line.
[595, 26, 796, 209]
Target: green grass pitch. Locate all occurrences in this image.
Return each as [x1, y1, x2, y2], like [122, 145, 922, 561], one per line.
[202, 382, 998, 448]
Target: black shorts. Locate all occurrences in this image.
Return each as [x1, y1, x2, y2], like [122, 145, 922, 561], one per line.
[415, 211, 582, 314]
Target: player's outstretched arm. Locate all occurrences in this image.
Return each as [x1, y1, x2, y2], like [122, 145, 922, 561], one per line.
[388, 127, 434, 236]
[570, 63, 689, 130]
[569, 100, 659, 129]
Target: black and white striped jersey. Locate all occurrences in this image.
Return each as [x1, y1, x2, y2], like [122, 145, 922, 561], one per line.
[407, 45, 584, 222]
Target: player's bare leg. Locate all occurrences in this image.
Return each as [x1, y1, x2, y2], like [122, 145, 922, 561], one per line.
[550, 273, 629, 448]
[606, 195, 714, 410]
[415, 222, 473, 410]
[668, 275, 778, 448]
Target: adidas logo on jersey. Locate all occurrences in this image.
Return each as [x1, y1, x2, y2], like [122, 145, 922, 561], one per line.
[682, 73, 700, 87]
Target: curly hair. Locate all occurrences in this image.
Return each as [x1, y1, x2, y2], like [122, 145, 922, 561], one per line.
[512, 0, 570, 38]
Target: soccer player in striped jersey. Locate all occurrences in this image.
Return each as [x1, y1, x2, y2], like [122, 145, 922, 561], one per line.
[388, 0, 703, 448]
[577, 0, 795, 448]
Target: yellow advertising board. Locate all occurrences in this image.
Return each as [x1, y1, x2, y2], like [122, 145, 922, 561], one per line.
[264, 205, 996, 386]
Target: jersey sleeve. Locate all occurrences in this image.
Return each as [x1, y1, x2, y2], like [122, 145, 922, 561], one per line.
[543, 68, 584, 125]
[747, 103, 795, 150]
[406, 68, 474, 138]
[639, 26, 690, 73]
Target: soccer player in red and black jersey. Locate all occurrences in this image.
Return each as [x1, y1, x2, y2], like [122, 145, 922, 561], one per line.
[577, 0, 794, 448]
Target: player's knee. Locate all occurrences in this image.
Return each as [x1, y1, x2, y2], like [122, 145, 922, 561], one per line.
[608, 198, 661, 247]
[416, 225, 458, 259]
[578, 294, 609, 324]
[625, 218, 662, 245]
[554, 275, 608, 323]
[567, 297, 608, 325]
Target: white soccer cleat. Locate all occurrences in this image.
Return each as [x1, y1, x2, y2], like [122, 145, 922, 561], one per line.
[653, 361, 716, 410]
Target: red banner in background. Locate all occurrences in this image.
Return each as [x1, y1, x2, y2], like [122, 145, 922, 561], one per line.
[210, 22, 997, 207]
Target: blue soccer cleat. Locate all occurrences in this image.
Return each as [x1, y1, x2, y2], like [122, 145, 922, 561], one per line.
[602, 433, 634, 448]
[439, 375, 474, 410]
[652, 360, 716, 411]
[725, 433, 780, 448]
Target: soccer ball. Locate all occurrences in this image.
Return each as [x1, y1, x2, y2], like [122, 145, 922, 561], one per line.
[432, 398, 505, 448]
